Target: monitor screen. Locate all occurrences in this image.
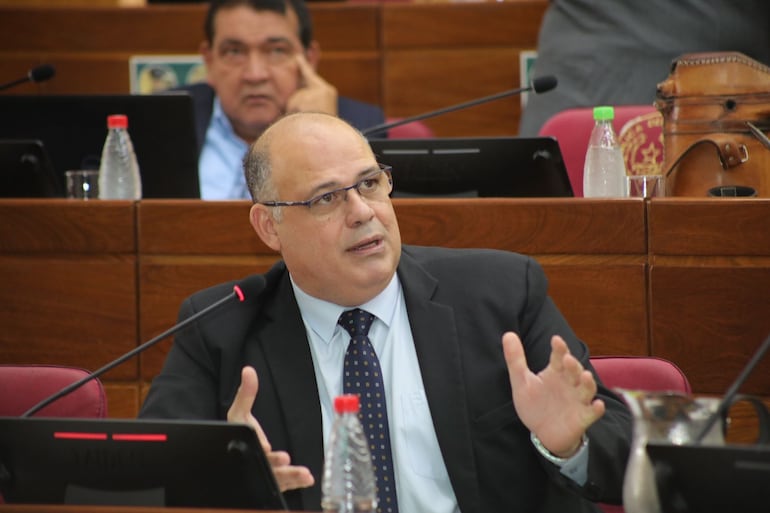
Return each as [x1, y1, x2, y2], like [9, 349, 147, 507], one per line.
[0, 94, 200, 199]
[646, 442, 770, 513]
[0, 417, 287, 510]
[369, 136, 573, 198]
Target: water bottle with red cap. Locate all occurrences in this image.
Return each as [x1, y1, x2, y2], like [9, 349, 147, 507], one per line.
[321, 394, 377, 513]
[98, 114, 142, 199]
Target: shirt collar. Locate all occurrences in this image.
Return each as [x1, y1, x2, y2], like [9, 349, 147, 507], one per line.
[211, 97, 240, 142]
[291, 273, 400, 343]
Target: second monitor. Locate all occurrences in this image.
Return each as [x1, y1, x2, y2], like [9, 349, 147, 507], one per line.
[368, 136, 573, 198]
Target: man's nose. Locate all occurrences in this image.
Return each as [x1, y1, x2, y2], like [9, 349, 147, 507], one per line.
[242, 50, 270, 80]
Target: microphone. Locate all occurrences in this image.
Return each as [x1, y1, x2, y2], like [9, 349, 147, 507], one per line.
[0, 64, 56, 92]
[695, 330, 770, 443]
[361, 75, 558, 137]
[21, 275, 266, 418]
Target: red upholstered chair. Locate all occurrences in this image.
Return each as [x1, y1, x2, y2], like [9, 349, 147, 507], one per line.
[0, 364, 108, 418]
[538, 105, 658, 197]
[384, 118, 435, 139]
[589, 356, 691, 513]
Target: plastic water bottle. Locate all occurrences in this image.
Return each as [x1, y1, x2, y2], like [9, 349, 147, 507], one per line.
[583, 106, 627, 197]
[98, 114, 142, 199]
[321, 395, 377, 513]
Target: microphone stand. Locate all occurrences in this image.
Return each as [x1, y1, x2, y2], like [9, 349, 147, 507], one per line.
[694, 331, 770, 442]
[22, 291, 239, 417]
[362, 86, 537, 137]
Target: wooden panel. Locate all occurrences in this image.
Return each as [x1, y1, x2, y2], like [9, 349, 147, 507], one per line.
[381, 2, 546, 48]
[544, 263, 648, 355]
[104, 382, 140, 419]
[0, 256, 137, 379]
[138, 200, 259, 254]
[317, 52, 381, 105]
[650, 264, 770, 395]
[394, 198, 646, 254]
[0, 199, 135, 253]
[0, 6, 207, 53]
[649, 198, 770, 256]
[311, 3, 380, 51]
[383, 48, 522, 136]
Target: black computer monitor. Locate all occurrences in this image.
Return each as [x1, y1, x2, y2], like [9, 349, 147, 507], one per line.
[0, 417, 287, 510]
[647, 442, 770, 513]
[0, 139, 64, 198]
[0, 94, 200, 199]
[368, 136, 573, 198]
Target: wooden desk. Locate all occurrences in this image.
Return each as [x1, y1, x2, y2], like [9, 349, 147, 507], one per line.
[1, 197, 769, 442]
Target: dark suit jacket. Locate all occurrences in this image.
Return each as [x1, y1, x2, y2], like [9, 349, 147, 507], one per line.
[140, 245, 632, 513]
[180, 82, 386, 158]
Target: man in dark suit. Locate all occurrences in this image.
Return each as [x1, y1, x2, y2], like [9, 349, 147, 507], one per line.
[189, 0, 385, 199]
[141, 112, 632, 513]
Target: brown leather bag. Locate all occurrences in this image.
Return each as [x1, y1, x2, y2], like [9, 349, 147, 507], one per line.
[655, 52, 770, 197]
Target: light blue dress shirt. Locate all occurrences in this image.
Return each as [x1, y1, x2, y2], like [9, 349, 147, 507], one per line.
[290, 273, 588, 513]
[198, 99, 251, 200]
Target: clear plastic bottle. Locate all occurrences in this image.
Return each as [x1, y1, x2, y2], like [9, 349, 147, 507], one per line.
[98, 114, 142, 199]
[583, 106, 627, 197]
[321, 395, 377, 513]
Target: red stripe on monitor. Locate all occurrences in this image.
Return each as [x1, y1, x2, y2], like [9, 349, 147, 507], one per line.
[54, 432, 108, 440]
[112, 433, 167, 442]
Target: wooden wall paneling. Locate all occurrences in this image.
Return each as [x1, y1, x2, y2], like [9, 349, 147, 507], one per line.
[647, 200, 770, 448]
[383, 48, 522, 136]
[0, 200, 138, 380]
[0, 6, 207, 53]
[380, 2, 547, 136]
[104, 382, 141, 419]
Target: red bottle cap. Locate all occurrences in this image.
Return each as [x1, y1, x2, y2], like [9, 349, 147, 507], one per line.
[334, 394, 360, 413]
[107, 114, 128, 129]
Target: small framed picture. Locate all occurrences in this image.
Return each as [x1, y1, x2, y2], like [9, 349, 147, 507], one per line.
[129, 55, 207, 94]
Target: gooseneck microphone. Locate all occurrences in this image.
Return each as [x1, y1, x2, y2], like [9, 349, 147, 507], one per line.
[695, 331, 770, 443]
[0, 64, 56, 92]
[361, 75, 558, 137]
[21, 275, 266, 418]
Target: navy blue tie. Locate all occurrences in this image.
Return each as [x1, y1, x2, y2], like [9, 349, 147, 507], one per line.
[339, 308, 399, 513]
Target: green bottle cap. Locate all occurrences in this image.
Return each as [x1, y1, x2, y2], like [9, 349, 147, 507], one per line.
[593, 106, 615, 121]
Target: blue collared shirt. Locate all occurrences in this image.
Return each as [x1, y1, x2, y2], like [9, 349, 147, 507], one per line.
[198, 99, 251, 200]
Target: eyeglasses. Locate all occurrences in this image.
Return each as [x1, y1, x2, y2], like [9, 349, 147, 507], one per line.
[259, 164, 393, 217]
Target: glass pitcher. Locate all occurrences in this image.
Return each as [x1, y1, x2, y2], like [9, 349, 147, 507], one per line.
[618, 390, 724, 513]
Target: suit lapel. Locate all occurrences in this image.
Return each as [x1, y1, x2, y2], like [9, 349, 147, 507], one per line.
[397, 250, 482, 513]
[258, 275, 324, 509]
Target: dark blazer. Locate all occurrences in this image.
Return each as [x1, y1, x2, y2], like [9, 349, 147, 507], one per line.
[141, 245, 632, 513]
[180, 82, 387, 157]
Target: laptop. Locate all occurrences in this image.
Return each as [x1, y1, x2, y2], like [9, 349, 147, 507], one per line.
[0, 94, 200, 198]
[0, 139, 64, 198]
[368, 136, 573, 197]
[0, 417, 287, 509]
[646, 442, 770, 513]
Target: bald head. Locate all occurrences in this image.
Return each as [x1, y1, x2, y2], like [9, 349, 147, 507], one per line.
[244, 112, 373, 203]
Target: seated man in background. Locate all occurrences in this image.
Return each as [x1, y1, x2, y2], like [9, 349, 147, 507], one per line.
[141, 111, 632, 513]
[186, 0, 385, 199]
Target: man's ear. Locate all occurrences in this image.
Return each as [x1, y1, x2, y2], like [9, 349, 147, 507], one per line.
[249, 203, 281, 252]
[200, 40, 215, 85]
[305, 40, 321, 69]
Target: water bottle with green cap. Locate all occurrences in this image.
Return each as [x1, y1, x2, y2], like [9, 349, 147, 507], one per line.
[583, 106, 627, 197]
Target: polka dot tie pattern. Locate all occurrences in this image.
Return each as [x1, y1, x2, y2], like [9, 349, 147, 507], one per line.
[339, 308, 399, 513]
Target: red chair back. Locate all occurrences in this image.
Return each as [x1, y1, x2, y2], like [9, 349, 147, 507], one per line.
[0, 364, 108, 418]
[589, 356, 690, 513]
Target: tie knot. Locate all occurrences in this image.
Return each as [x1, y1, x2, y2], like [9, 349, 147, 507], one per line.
[338, 308, 376, 338]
